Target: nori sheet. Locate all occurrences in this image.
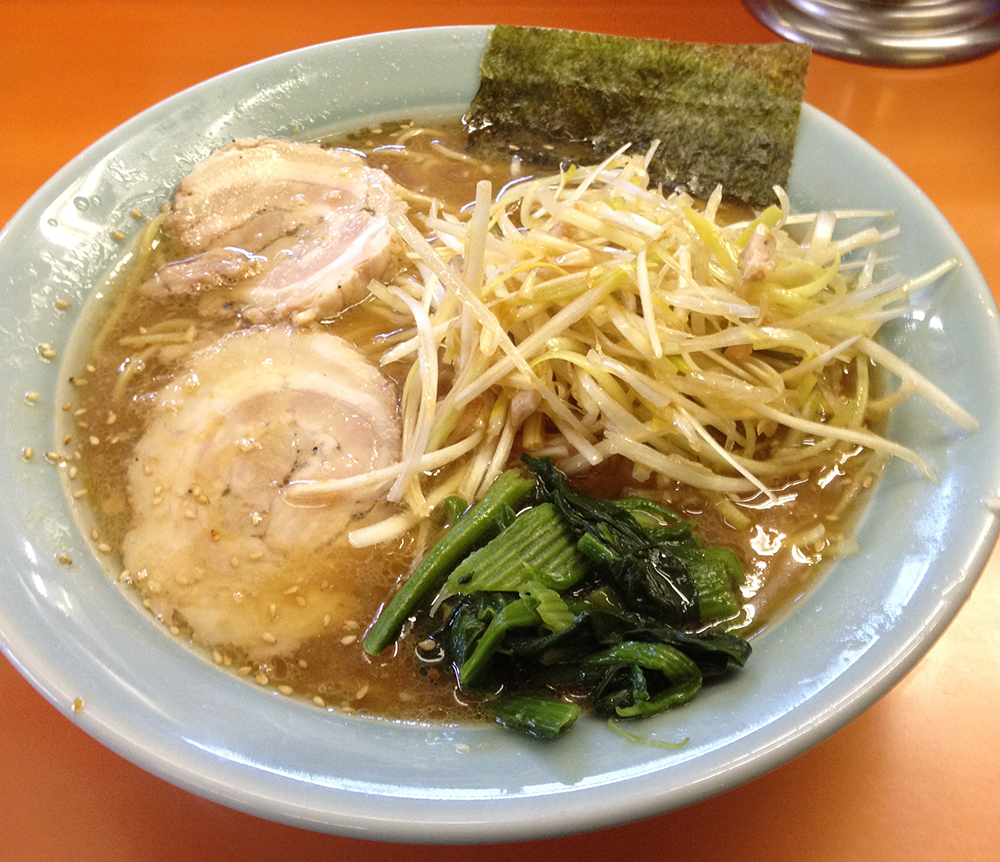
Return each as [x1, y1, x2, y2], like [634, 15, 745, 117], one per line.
[465, 26, 811, 206]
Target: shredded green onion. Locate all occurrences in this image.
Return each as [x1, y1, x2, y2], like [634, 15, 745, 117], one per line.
[334, 145, 974, 544]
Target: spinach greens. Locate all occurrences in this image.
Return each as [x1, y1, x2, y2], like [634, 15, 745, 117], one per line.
[366, 455, 751, 739]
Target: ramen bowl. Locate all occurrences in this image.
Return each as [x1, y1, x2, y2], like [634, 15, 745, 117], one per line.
[1, 25, 998, 843]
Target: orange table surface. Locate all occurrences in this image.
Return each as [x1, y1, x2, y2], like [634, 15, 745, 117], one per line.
[1, 2, 998, 860]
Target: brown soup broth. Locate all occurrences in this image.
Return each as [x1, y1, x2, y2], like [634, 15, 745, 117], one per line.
[69, 119, 882, 725]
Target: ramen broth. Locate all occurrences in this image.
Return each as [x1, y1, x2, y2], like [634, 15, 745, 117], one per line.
[68, 120, 882, 724]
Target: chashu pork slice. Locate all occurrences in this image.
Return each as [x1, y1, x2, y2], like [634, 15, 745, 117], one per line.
[146, 137, 405, 323]
[122, 326, 400, 659]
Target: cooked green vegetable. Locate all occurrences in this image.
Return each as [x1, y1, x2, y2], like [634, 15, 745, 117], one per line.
[582, 642, 703, 718]
[451, 594, 542, 687]
[443, 495, 469, 525]
[492, 696, 582, 739]
[502, 605, 752, 672]
[363, 468, 534, 655]
[365, 457, 751, 737]
[439, 502, 588, 599]
[524, 455, 743, 626]
[466, 25, 811, 205]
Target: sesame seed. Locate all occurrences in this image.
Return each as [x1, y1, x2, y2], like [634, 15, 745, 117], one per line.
[237, 665, 252, 676]
[297, 659, 308, 669]
[222, 656, 232, 667]
[77, 421, 89, 429]
[142, 599, 150, 608]
[355, 685, 369, 700]
[269, 604, 277, 619]
[184, 509, 196, 520]
[97, 542, 112, 554]
[130, 209, 144, 219]
[153, 485, 163, 495]
[64, 435, 73, 445]
[169, 625, 180, 635]
[118, 570, 131, 584]
[72, 489, 87, 499]
[142, 464, 153, 476]
[283, 586, 299, 595]
[277, 685, 294, 696]
[68, 465, 78, 479]
[417, 639, 436, 651]
[89, 436, 100, 446]
[196, 494, 208, 504]
[212, 650, 223, 665]
[136, 568, 148, 581]
[74, 407, 86, 416]
[72, 698, 85, 714]
[22, 447, 33, 460]
[106, 412, 117, 425]
[90, 528, 100, 541]
[255, 674, 269, 686]
[210, 530, 220, 542]
[250, 512, 263, 526]
[312, 696, 326, 708]
[56, 299, 71, 310]
[323, 614, 332, 627]
[296, 596, 306, 607]
[71, 377, 87, 386]
[341, 635, 357, 646]
[111, 230, 126, 240]
[152, 496, 164, 506]
[25, 391, 40, 402]
[44, 451, 60, 462]
[247, 550, 264, 561]
[261, 631, 277, 644]
[85, 364, 96, 373]
[38, 343, 57, 359]
[57, 554, 72, 566]
[343, 620, 359, 630]
[230, 555, 239, 568]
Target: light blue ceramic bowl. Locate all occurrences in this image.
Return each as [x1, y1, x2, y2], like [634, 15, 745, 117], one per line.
[1, 25, 998, 844]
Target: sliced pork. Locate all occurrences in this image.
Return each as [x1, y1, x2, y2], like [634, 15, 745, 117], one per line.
[740, 224, 777, 282]
[146, 137, 405, 323]
[122, 326, 401, 658]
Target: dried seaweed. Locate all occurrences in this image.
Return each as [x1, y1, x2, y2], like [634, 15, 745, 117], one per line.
[466, 26, 811, 206]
